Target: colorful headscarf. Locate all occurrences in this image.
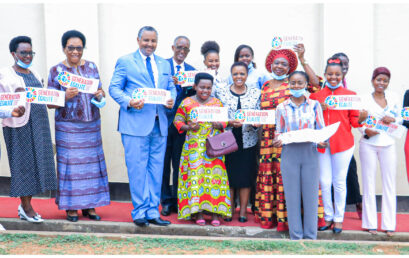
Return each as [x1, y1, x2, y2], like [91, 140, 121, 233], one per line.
[265, 49, 298, 75]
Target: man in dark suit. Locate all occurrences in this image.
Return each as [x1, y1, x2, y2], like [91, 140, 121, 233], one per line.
[109, 26, 176, 227]
[161, 36, 196, 216]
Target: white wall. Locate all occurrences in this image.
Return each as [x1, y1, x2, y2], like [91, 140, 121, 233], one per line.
[0, 2, 408, 196]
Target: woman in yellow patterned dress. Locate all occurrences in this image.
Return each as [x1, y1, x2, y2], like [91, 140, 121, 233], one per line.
[254, 44, 325, 230]
[174, 73, 231, 227]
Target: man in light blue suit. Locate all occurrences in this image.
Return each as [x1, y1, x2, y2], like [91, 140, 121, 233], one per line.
[109, 26, 176, 227]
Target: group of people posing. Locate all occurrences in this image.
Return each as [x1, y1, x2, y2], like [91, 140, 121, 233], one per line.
[0, 25, 406, 240]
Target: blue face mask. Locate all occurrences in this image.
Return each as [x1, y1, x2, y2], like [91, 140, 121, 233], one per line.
[290, 88, 306, 98]
[91, 96, 106, 108]
[271, 71, 287, 81]
[248, 62, 254, 70]
[16, 58, 32, 69]
[325, 81, 343, 90]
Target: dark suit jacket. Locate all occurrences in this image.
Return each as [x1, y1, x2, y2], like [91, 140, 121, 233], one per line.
[166, 58, 196, 125]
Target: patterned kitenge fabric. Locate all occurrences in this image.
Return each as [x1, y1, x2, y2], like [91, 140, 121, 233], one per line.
[174, 97, 231, 219]
[254, 79, 325, 230]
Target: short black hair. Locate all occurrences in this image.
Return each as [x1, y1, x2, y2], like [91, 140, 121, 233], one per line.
[234, 44, 256, 68]
[194, 72, 214, 85]
[9, 36, 32, 53]
[332, 52, 349, 61]
[230, 61, 249, 74]
[200, 41, 220, 59]
[61, 30, 86, 48]
[288, 71, 310, 84]
[138, 26, 158, 40]
[325, 57, 344, 75]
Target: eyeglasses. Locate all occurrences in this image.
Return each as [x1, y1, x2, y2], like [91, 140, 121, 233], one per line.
[17, 51, 35, 57]
[175, 46, 190, 52]
[66, 46, 84, 52]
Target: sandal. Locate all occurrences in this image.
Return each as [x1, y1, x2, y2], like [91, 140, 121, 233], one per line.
[368, 229, 377, 235]
[195, 219, 206, 226]
[386, 230, 394, 237]
[211, 219, 220, 227]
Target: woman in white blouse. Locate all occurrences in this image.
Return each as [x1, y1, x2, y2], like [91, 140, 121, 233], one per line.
[359, 67, 402, 236]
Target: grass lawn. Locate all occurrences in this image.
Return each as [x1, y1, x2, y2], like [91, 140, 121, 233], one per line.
[0, 233, 407, 255]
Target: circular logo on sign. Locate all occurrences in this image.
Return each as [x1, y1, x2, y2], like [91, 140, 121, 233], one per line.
[272, 37, 283, 50]
[26, 88, 37, 103]
[190, 108, 198, 123]
[132, 88, 145, 100]
[363, 115, 377, 128]
[234, 109, 246, 123]
[401, 107, 409, 121]
[176, 71, 187, 84]
[57, 71, 71, 87]
[325, 96, 338, 109]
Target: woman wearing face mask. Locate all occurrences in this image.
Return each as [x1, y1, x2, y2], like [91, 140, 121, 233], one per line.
[0, 36, 57, 223]
[215, 62, 260, 222]
[331, 53, 363, 220]
[255, 47, 324, 230]
[227, 44, 271, 89]
[47, 30, 110, 222]
[200, 41, 227, 96]
[359, 67, 401, 237]
[273, 71, 327, 240]
[310, 58, 368, 234]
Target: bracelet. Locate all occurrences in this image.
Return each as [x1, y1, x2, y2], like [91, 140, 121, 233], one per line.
[301, 60, 308, 65]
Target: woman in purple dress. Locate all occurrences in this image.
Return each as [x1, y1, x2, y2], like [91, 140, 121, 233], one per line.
[47, 30, 110, 222]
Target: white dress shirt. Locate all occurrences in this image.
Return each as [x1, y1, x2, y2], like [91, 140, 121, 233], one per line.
[172, 59, 185, 75]
[139, 49, 158, 88]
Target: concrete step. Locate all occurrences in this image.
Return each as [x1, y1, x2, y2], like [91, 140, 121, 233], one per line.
[0, 218, 408, 242]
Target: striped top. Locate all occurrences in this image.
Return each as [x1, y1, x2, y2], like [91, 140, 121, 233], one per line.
[275, 97, 325, 134]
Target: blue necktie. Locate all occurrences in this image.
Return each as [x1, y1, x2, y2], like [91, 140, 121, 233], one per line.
[146, 56, 155, 87]
[176, 65, 181, 74]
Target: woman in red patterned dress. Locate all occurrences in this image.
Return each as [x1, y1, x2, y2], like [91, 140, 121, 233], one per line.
[254, 44, 325, 230]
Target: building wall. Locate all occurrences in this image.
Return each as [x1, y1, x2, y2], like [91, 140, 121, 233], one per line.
[0, 2, 408, 195]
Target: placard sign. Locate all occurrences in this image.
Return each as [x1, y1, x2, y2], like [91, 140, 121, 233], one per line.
[25, 87, 65, 106]
[57, 71, 99, 94]
[0, 92, 26, 109]
[176, 70, 198, 87]
[190, 107, 228, 122]
[325, 95, 362, 110]
[234, 109, 275, 124]
[132, 88, 171, 105]
[362, 115, 406, 138]
[278, 122, 340, 144]
[271, 36, 303, 50]
[402, 107, 409, 121]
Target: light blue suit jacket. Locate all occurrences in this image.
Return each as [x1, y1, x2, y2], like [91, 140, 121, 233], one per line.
[109, 50, 176, 137]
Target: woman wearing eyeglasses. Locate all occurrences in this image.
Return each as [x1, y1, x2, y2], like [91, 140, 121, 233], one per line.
[0, 35, 57, 223]
[47, 30, 110, 222]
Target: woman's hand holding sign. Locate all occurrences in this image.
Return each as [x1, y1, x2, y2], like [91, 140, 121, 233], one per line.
[228, 120, 242, 128]
[381, 115, 395, 125]
[165, 98, 174, 109]
[11, 106, 25, 117]
[65, 87, 79, 100]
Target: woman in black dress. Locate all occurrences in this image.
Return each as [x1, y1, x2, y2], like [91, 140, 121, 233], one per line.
[215, 62, 260, 222]
[0, 36, 56, 223]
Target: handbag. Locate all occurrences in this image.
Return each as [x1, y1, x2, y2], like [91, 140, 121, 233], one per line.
[206, 130, 238, 158]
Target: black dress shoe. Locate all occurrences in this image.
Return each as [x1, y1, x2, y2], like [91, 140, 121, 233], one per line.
[333, 227, 342, 234]
[66, 211, 79, 222]
[318, 221, 334, 231]
[82, 209, 101, 221]
[148, 217, 171, 226]
[238, 216, 248, 223]
[224, 217, 232, 222]
[161, 206, 171, 216]
[133, 218, 149, 227]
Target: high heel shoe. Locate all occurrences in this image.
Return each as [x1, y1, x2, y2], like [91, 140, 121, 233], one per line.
[318, 221, 333, 231]
[82, 209, 101, 221]
[66, 210, 79, 222]
[18, 205, 44, 223]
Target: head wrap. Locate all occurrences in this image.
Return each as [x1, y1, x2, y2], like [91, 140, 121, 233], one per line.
[265, 49, 298, 75]
[372, 67, 391, 80]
